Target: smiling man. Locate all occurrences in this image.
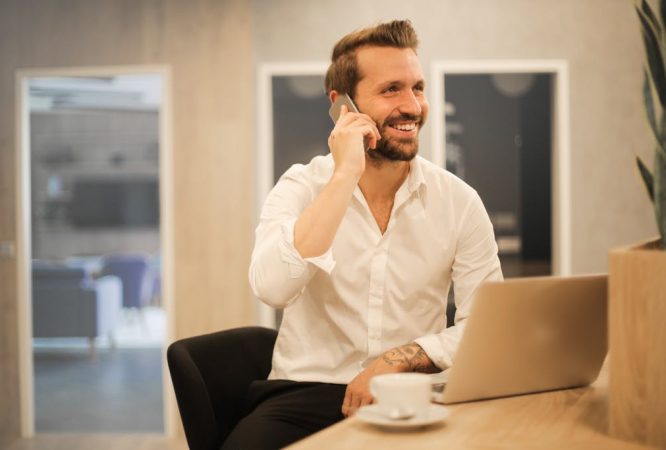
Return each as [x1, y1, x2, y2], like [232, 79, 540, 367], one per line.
[231, 20, 503, 449]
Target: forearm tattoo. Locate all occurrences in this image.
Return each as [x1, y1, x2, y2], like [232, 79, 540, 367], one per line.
[381, 343, 438, 373]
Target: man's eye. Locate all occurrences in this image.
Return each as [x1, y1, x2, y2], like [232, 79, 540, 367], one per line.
[384, 86, 399, 93]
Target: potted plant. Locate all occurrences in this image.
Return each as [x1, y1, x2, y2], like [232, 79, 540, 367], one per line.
[608, 1, 666, 447]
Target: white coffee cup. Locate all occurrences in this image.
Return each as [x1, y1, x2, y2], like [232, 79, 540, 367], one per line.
[370, 373, 431, 419]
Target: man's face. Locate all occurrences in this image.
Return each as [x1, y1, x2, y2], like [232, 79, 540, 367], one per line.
[353, 46, 429, 162]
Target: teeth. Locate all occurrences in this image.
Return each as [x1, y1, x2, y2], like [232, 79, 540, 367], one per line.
[392, 123, 416, 131]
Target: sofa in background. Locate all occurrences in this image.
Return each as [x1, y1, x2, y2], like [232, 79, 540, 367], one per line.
[32, 261, 122, 354]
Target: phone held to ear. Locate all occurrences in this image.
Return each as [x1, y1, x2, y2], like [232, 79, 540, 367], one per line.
[328, 93, 372, 151]
[328, 93, 359, 123]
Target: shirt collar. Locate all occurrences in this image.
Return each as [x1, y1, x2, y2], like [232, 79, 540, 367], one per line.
[351, 155, 428, 205]
[407, 156, 427, 195]
[390, 156, 427, 213]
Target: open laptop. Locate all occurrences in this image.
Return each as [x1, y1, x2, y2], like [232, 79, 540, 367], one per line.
[432, 274, 608, 404]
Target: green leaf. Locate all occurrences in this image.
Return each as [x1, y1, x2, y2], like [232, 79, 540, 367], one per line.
[654, 149, 666, 247]
[660, 0, 666, 34]
[640, 0, 661, 38]
[637, 5, 666, 107]
[658, 104, 666, 160]
[643, 70, 661, 143]
[637, 155, 655, 201]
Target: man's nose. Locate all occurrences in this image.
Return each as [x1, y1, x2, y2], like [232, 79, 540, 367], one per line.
[398, 90, 422, 116]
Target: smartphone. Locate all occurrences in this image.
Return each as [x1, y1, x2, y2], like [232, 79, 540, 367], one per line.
[328, 93, 359, 123]
[328, 93, 374, 151]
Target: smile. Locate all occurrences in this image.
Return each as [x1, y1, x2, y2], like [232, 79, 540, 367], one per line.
[389, 122, 417, 132]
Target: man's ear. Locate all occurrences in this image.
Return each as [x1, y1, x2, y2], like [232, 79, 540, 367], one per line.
[329, 90, 339, 105]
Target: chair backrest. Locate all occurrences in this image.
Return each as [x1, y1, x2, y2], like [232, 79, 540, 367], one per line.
[167, 326, 277, 450]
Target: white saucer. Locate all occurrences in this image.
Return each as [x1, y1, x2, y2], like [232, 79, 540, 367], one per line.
[356, 404, 451, 429]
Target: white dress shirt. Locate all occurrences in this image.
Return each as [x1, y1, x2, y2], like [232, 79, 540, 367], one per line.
[249, 154, 503, 384]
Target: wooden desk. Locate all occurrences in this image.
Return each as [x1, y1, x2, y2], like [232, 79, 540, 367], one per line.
[288, 361, 656, 450]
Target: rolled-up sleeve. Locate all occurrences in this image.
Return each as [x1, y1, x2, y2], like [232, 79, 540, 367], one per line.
[415, 192, 503, 369]
[249, 167, 336, 309]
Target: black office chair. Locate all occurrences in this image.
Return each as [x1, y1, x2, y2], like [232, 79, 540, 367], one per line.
[167, 326, 278, 450]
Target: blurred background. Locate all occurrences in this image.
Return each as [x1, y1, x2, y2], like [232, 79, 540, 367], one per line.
[0, 0, 655, 447]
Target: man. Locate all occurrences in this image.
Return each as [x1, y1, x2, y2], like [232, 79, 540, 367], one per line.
[228, 20, 502, 449]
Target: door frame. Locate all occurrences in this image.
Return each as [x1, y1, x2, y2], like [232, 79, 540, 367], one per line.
[15, 65, 176, 437]
[430, 60, 571, 275]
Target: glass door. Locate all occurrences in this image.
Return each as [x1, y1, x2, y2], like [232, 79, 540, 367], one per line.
[28, 74, 166, 432]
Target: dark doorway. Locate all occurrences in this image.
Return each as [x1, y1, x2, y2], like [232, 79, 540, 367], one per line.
[444, 73, 553, 278]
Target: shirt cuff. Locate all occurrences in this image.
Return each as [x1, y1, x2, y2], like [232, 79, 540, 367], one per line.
[279, 218, 336, 278]
[414, 334, 452, 370]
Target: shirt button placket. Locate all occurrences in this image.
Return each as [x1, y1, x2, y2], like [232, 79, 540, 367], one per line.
[367, 240, 388, 357]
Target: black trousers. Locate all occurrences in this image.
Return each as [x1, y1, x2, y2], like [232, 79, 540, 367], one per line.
[221, 380, 347, 450]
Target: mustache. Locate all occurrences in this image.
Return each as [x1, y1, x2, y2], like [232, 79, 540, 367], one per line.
[382, 113, 424, 128]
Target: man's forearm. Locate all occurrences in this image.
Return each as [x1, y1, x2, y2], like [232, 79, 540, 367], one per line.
[294, 171, 358, 258]
[381, 342, 439, 373]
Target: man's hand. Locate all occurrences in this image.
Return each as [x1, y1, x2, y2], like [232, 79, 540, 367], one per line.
[341, 342, 437, 417]
[328, 104, 381, 180]
[294, 105, 380, 259]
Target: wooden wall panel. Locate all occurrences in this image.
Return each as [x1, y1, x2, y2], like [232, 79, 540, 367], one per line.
[0, 0, 255, 442]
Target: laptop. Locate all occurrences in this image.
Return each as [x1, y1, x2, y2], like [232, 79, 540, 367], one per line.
[431, 274, 608, 404]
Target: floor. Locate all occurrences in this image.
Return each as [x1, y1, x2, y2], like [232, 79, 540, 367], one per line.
[32, 307, 166, 433]
[34, 347, 164, 433]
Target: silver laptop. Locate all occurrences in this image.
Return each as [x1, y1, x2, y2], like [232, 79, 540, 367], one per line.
[432, 274, 608, 404]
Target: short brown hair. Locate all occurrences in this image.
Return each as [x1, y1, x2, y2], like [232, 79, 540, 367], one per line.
[324, 20, 419, 98]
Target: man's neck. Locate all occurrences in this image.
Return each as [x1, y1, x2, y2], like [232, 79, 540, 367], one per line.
[358, 157, 411, 203]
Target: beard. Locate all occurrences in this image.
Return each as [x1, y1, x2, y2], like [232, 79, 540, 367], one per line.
[370, 113, 423, 162]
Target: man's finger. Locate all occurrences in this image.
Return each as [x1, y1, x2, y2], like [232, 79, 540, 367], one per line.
[350, 389, 365, 415]
[360, 393, 374, 408]
[336, 104, 349, 124]
[357, 125, 377, 150]
[341, 387, 352, 417]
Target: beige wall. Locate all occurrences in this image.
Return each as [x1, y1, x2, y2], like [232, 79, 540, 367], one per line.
[0, 0, 657, 444]
[0, 0, 254, 442]
[253, 0, 656, 273]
